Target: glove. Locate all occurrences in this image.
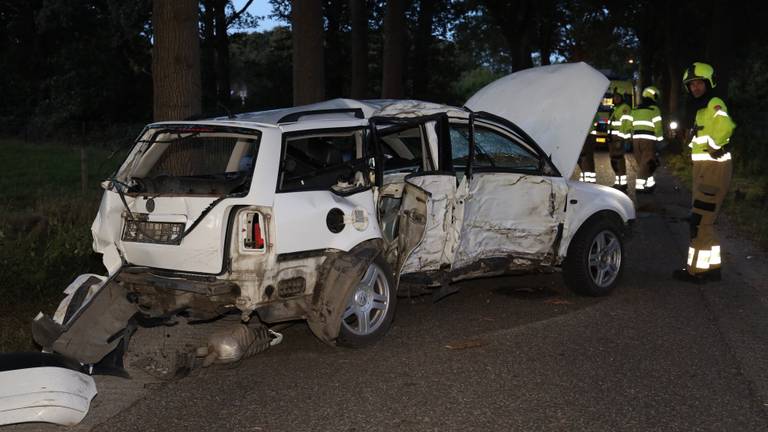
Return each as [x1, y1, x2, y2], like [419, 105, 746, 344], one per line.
[708, 147, 728, 159]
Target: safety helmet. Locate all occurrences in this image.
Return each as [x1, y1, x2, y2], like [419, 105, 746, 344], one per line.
[683, 62, 716, 89]
[642, 86, 660, 102]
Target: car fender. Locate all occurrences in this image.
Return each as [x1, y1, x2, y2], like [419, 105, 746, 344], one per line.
[558, 180, 635, 257]
[306, 239, 385, 344]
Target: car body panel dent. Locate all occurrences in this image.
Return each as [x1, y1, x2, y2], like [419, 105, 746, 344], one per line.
[453, 173, 567, 269]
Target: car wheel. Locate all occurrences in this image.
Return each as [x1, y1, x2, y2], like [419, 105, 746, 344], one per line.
[563, 216, 624, 296]
[337, 257, 396, 347]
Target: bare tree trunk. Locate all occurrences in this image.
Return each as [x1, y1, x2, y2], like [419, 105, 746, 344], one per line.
[325, 0, 345, 98]
[382, 0, 407, 98]
[413, 0, 435, 99]
[349, 0, 368, 98]
[152, 0, 202, 121]
[214, 0, 231, 107]
[201, 1, 217, 111]
[291, 0, 325, 105]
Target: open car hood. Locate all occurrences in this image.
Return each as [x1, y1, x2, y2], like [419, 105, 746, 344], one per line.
[465, 62, 609, 178]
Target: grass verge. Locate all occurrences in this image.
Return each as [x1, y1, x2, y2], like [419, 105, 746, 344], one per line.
[0, 138, 122, 351]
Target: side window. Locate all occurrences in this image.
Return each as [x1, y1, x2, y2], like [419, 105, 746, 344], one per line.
[474, 126, 539, 171]
[279, 129, 368, 192]
[378, 125, 433, 174]
[449, 123, 540, 173]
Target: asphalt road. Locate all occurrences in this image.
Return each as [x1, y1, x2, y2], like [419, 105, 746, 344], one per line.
[9, 152, 768, 431]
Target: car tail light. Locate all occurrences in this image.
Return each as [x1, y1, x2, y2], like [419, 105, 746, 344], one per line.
[240, 211, 266, 251]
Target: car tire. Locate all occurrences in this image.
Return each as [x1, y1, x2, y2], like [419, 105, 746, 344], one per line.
[337, 257, 397, 348]
[563, 215, 625, 296]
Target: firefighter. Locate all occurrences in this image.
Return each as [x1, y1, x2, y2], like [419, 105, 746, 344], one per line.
[631, 86, 663, 193]
[673, 62, 735, 283]
[608, 90, 633, 192]
[578, 112, 599, 183]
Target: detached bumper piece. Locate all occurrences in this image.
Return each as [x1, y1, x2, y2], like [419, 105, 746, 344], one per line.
[0, 352, 97, 426]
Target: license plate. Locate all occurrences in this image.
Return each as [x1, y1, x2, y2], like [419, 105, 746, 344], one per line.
[596, 137, 606, 143]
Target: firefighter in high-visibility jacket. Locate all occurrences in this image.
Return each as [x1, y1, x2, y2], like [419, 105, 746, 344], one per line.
[631, 86, 663, 193]
[673, 62, 735, 283]
[608, 91, 633, 191]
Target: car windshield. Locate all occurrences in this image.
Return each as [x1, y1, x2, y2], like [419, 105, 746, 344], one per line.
[123, 126, 261, 195]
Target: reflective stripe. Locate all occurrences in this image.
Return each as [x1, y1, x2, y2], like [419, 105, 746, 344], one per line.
[614, 175, 627, 185]
[589, 130, 597, 135]
[636, 178, 646, 190]
[711, 246, 721, 266]
[696, 250, 711, 270]
[633, 133, 656, 141]
[612, 131, 631, 139]
[714, 110, 730, 118]
[633, 120, 655, 127]
[620, 115, 634, 121]
[656, 136, 664, 141]
[691, 152, 731, 162]
[652, 116, 662, 123]
[646, 176, 655, 187]
[611, 121, 622, 126]
[692, 134, 722, 150]
[687, 247, 695, 266]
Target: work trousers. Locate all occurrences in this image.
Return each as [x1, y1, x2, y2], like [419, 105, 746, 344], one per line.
[578, 137, 596, 183]
[609, 138, 627, 185]
[687, 158, 732, 275]
[633, 138, 658, 190]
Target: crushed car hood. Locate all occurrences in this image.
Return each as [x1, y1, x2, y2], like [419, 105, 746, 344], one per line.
[465, 62, 609, 178]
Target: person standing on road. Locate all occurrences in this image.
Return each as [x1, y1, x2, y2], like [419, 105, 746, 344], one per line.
[673, 62, 736, 283]
[631, 86, 664, 193]
[578, 112, 600, 183]
[608, 90, 633, 192]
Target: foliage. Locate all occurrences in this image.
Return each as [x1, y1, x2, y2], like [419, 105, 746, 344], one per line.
[0, 140, 121, 351]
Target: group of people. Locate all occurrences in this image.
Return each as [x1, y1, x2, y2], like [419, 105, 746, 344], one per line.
[579, 85, 663, 194]
[579, 62, 736, 284]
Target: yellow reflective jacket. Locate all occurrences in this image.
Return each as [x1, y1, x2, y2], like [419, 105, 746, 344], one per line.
[609, 103, 632, 140]
[631, 104, 662, 142]
[690, 97, 736, 158]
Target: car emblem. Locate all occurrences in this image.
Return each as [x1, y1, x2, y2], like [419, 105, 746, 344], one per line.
[146, 198, 155, 213]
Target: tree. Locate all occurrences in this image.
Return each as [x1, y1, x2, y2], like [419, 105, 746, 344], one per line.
[152, 0, 201, 121]
[349, 0, 369, 98]
[291, 0, 325, 105]
[382, 0, 407, 97]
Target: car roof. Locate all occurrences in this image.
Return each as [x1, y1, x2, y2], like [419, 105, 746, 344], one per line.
[148, 98, 468, 130]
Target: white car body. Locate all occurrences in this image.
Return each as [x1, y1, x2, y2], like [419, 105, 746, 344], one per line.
[32, 62, 635, 370]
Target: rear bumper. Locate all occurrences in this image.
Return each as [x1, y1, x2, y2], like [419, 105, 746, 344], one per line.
[0, 353, 97, 426]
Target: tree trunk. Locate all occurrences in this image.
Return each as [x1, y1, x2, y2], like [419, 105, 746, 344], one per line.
[291, 0, 325, 105]
[325, 0, 345, 98]
[214, 0, 231, 107]
[382, 0, 407, 98]
[152, 0, 201, 121]
[349, 0, 368, 98]
[413, 0, 435, 99]
[201, 0, 217, 111]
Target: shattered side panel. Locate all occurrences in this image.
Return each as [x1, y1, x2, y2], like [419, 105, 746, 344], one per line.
[453, 173, 567, 270]
[306, 239, 383, 344]
[400, 174, 458, 274]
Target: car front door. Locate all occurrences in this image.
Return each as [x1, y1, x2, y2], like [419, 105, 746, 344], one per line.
[450, 114, 568, 272]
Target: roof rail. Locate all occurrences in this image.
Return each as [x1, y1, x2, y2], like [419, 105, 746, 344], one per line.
[277, 108, 365, 124]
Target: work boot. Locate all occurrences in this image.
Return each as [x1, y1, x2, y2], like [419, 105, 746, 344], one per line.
[613, 184, 628, 194]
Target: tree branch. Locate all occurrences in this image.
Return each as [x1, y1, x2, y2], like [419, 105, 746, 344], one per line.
[226, 0, 255, 28]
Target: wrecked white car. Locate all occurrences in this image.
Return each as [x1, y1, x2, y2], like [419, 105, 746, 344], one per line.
[32, 63, 634, 377]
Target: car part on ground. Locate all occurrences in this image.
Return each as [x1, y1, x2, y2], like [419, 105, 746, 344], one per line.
[0, 353, 97, 426]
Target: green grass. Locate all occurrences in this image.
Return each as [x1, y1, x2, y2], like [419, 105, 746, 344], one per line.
[664, 148, 768, 249]
[0, 139, 123, 351]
